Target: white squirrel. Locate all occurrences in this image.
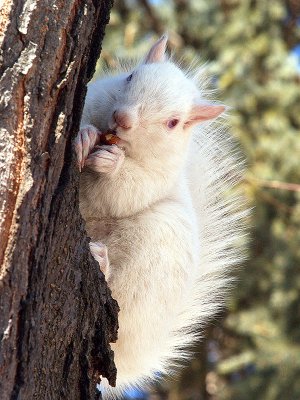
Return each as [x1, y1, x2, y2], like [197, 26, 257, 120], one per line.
[75, 35, 246, 398]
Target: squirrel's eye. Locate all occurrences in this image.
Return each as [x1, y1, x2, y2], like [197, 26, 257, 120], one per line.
[167, 119, 179, 129]
[126, 73, 133, 82]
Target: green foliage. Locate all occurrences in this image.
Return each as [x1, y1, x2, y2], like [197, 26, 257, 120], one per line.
[100, 1, 300, 398]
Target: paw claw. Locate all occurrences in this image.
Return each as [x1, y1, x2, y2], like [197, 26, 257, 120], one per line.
[74, 125, 101, 171]
[85, 146, 125, 174]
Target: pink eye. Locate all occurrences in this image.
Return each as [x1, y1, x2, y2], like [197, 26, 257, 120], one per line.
[167, 118, 179, 129]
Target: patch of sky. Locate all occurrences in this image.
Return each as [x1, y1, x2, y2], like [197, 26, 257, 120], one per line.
[290, 44, 300, 74]
[124, 387, 149, 399]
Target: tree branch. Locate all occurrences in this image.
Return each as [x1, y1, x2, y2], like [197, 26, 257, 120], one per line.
[250, 178, 300, 193]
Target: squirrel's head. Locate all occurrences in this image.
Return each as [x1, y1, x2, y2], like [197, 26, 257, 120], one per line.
[108, 35, 225, 161]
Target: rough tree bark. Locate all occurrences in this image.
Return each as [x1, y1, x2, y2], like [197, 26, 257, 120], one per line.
[0, 1, 119, 399]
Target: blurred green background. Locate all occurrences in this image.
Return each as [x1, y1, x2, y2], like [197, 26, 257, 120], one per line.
[98, 1, 300, 399]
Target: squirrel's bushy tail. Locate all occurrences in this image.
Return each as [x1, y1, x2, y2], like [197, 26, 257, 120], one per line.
[161, 119, 248, 370]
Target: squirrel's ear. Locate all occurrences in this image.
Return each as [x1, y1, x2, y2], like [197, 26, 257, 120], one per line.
[144, 34, 168, 64]
[184, 104, 225, 128]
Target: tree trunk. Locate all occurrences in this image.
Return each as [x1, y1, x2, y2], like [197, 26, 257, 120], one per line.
[0, 1, 119, 399]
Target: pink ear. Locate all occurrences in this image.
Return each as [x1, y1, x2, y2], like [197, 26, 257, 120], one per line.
[144, 34, 168, 64]
[185, 104, 225, 128]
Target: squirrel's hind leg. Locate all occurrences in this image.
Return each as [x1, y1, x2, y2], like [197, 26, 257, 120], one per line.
[89, 241, 110, 276]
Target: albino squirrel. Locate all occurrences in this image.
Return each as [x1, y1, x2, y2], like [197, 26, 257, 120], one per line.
[75, 35, 246, 398]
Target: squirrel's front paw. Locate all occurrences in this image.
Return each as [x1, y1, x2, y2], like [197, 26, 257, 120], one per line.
[85, 145, 125, 175]
[89, 241, 109, 276]
[74, 125, 101, 171]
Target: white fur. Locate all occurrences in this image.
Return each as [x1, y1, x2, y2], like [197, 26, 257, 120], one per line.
[77, 37, 247, 399]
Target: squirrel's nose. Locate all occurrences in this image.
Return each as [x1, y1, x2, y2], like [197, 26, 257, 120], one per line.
[113, 110, 132, 130]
